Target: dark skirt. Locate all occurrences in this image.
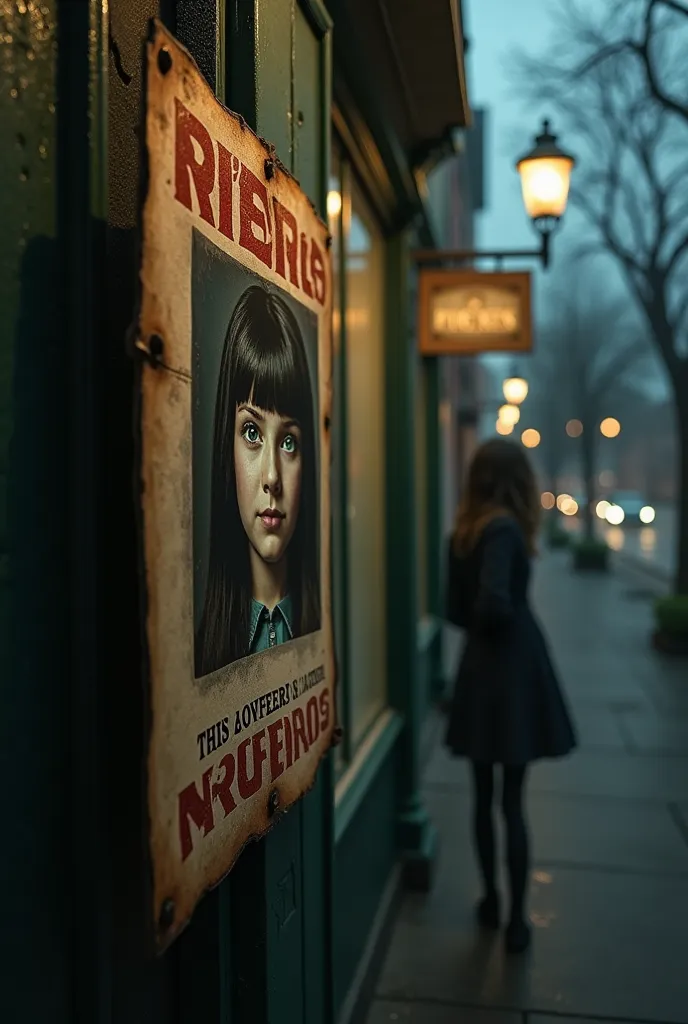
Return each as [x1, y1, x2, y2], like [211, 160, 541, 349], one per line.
[445, 609, 577, 765]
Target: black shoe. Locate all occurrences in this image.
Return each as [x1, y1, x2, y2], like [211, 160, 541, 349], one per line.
[476, 893, 500, 929]
[505, 918, 531, 954]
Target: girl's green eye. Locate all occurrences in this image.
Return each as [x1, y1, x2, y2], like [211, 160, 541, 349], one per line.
[243, 423, 260, 444]
[282, 434, 297, 454]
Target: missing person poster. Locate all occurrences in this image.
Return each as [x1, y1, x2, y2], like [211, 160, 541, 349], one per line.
[136, 22, 335, 950]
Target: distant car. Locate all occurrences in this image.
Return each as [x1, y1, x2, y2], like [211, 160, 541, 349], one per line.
[605, 490, 655, 527]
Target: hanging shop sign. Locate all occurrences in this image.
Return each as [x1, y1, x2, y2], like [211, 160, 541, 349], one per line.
[418, 269, 533, 355]
[135, 21, 335, 951]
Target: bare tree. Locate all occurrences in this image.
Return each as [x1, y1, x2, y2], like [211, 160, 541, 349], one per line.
[513, 0, 688, 592]
[524, 286, 653, 539]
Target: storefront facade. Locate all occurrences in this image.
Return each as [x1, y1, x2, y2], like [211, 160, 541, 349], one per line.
[0, 2, 470, 1021]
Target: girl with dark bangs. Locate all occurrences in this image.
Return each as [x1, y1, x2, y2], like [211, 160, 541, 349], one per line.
[445, 439, 576, 954]
[195, 284, 320, 677]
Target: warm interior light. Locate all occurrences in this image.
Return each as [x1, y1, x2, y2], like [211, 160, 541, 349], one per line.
[503, 376, 529, 405]
[600, 417, 621, 438]
[327, 190, 342, 218]
[639, 505, 655, 524]
[541, 491, 555, 510]
[521, 428, 541, 448]
[496, 419, 514, 436]
[566, 419, 583, 438]
[498, 404, 521, 426]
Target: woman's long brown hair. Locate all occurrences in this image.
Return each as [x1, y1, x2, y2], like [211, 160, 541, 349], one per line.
[453, 438, 540, 556]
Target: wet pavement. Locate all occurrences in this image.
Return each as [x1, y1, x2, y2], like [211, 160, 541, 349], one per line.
[367, 552, 688, 1024]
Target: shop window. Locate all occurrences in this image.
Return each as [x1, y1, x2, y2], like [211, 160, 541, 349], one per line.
[330, 139, 388, 764]
[344, 176, 387, 748]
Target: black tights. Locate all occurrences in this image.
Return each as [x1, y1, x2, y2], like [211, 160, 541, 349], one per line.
[470, 761, 529, 926]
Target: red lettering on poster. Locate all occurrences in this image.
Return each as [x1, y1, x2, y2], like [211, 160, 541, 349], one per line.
[292, 706, 310, 760]
[319, 688, 331, 732]
[211, 752, 238, 817]
[237, 729, 267, 800]
[178, 767, 214, 861]
[273, 199, 299, 286]
[284, 713, 294, 769]
[310, 240, 326, 306]
[239, 164, 272, 268]
[174, 99, 216, 228]
[217, 143, 236, 242]
[267, 719, 285, 781]
[306, 695, 320, 746]
[300, 233, 314, 298]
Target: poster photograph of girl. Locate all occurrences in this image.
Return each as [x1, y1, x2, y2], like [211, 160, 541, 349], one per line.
[192, 229, 321, 679]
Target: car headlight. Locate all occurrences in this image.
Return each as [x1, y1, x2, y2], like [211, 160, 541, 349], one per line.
[605, 505, 625, 525]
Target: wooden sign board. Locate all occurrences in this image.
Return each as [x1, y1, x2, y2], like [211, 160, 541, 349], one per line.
[135, 22, 336, 950]
[418, 269, 533, 355]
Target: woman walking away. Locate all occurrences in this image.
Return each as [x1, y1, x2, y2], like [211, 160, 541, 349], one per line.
[445, 439, 576, 954]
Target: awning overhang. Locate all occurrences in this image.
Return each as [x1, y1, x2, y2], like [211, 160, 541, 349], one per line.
[330, 0, 471, 233]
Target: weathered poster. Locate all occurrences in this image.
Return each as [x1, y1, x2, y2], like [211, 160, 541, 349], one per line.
[135, 22, 335, 950]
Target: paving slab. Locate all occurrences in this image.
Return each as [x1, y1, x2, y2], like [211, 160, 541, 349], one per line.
[421, 789, 688, 882]
[375, 867, 688, 1023]
[618, 709, 688, 754]
[424, 745, 688, 804]
[366, 1001, 520, 1024]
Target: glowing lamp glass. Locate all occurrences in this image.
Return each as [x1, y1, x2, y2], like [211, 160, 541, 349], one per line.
[517, 156, 573, 220]
[503, 376, 529, 405]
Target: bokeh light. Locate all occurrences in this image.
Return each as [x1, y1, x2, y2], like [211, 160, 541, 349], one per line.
[600, 417, 621, 438]
[596, 499, 611, 520]
[605, 504, 625, 525]
[521, 428, 541, 448]
[640, 527, 656, 553]
[503, 376, 529, 405]
[327, 190, 342, 218]
[606, 526, 625, 551]
[559, 496, 578, 516]
[496, 419, 514, 436]
[639, 505, 656, 524]
[499, 404, 521, 426]
[556, 493, 572, 511]
[541, 491, 556, 510]
[566, 419, 583, 438]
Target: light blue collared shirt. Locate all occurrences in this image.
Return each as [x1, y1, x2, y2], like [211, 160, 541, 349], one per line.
[249, 595, 294, 653]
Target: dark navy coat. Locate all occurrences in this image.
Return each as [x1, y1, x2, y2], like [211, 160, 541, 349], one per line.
[445, 516, 577, 765]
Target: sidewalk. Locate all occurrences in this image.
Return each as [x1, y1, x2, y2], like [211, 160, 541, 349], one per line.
[367, 552, 688, 1024]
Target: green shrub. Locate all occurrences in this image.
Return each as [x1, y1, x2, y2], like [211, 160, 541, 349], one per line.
[571, 537, 609, 571]
[654, 595, 688, 637]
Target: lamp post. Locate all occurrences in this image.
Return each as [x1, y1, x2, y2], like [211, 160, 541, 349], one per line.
[413, 118, 576, 271]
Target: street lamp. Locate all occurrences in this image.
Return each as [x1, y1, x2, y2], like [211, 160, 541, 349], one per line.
[502, 373, 528, 405]
[515, 119, 576, 269]
[413, 119, 575, 271]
